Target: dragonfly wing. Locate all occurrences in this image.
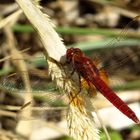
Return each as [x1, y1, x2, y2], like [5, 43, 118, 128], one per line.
[0, 72, 69, 122]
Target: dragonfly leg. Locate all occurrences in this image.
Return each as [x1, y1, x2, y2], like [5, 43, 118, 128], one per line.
[69, 74, 82, 104]
[78, 73, 82, 93]
[70, 67, 75, 75]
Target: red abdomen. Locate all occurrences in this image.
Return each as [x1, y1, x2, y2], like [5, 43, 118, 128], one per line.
[89, 75, 139, 123]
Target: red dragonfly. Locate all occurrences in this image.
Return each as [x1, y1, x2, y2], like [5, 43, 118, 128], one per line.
[1, 16, 140, 124]
[66, 47, 140, 124]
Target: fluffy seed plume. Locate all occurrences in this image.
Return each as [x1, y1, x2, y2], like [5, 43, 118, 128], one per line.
[16, 0, 100, 139]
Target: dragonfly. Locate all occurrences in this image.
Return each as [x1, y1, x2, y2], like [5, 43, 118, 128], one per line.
[66, 47, 140, 124]
[0, 48, 139, 123]
[0, 16, 140, 124]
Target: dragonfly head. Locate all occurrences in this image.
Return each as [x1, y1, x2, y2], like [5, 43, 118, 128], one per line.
[66, 48, 83, 63]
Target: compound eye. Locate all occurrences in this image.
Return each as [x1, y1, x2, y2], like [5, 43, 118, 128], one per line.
[76, 48, 81, 51]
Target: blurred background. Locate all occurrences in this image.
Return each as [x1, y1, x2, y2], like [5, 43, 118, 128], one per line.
[0, 0, 140, 140]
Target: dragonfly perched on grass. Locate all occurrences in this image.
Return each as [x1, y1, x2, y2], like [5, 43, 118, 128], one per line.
[0, 16, 140, 126]
[66, 47, 139, 123]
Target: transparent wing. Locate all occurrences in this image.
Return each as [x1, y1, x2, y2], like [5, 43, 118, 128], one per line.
[1, 16, 140, 124]
[90, 16, 140, 89]
[0, 69, 69, 122]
